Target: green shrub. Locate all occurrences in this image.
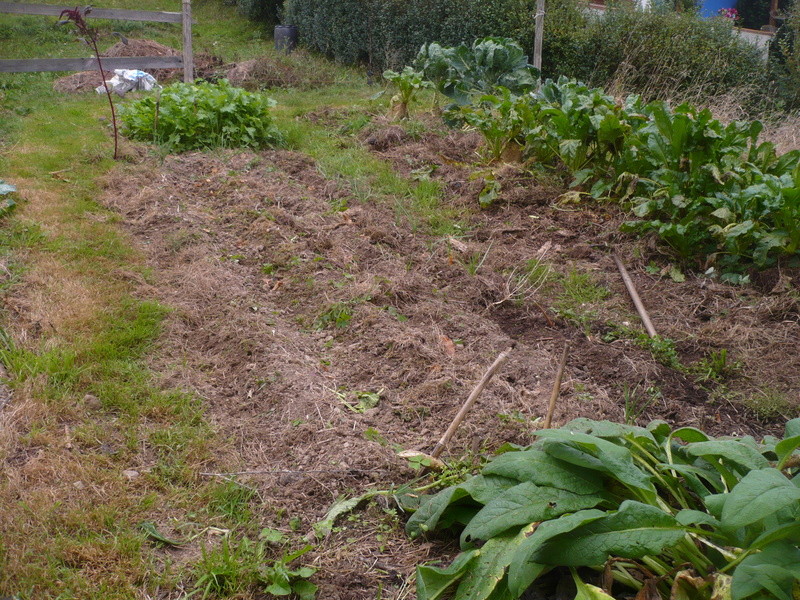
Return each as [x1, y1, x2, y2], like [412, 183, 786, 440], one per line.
[120, 79, 284, 153]
[443, 75, 800, 276]
[283, 0, 772, 107]
[283, 0, 537, 71]
[236, 0, 283, 26]
[769, 0, 800, 109]
[415, 37, 539, 105]
[578, 7, 769, 102]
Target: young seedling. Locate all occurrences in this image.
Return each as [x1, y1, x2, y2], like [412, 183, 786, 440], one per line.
[58, 6, 121, 159]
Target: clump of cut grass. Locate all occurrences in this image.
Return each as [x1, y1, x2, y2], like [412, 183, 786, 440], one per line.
[551, 267, 610, 328]
[743, 388, 798, 421]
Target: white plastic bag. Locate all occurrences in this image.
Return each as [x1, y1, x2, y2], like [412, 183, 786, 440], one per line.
[96, 69, 158, 97]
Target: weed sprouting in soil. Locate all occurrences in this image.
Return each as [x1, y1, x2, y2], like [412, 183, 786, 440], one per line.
[193, 530, 317, 600]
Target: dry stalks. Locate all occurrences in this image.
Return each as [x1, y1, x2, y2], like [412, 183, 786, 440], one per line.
[491, 245, 551, 308]
[762, 112, 800, 153]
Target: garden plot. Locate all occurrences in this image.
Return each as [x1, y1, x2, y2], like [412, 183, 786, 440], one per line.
[97, 113, 799, 597]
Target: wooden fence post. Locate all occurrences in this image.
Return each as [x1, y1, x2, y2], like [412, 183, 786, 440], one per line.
[182, 0, 193, 82]
[533, 0, 545, 81]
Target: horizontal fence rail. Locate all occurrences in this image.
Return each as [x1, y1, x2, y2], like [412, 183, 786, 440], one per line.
[0, 56, 183, 72]
[0, 1, 186, 23]
[0, 1, 193, 80]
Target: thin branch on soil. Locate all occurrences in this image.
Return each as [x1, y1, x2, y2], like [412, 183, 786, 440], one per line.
[473, 240, 494, 274]
[543, 341, 570, 429]
[200, 468, 384, 476]
[431, 345, 515, 458]
[613, 253, 658, 338]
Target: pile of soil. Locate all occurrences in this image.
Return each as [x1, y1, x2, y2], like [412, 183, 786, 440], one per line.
[53, 70, 110, 94]
[224, 55, 338, 90]
[104, 38, 180, 81]
[97, 112, 798, 598]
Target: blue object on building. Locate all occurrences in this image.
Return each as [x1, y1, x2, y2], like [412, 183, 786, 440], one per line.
[700, 0, 737, 17]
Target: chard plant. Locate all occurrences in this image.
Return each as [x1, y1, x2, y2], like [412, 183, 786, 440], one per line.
[418, 70, 800, 277]
[407, 418, 800, 600]
[58, 6, 120, 160]
[382, 66, 432, 120]
[120, 79, 284, 152]
[451, 88, 534, 163]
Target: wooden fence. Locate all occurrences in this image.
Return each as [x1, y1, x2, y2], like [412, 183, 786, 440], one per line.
[0, 0, 194, 82]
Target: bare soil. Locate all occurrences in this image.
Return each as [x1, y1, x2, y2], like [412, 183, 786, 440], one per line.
[98, 111, 800, 598]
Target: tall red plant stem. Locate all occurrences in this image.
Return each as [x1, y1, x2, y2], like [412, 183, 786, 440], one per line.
[59, 7, 119, 160]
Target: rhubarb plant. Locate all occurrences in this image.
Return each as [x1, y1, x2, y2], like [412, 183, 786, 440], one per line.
[407, 418, 800, 600]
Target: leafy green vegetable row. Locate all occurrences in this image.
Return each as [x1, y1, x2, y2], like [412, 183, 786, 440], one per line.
[452, 78, 800, 280]
[120, 79, 284, 153]
[407, 418, 800, 600]
[393, 38, 800, 280]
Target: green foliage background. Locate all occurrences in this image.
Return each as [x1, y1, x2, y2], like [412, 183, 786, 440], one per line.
[278, 0, 790, 108]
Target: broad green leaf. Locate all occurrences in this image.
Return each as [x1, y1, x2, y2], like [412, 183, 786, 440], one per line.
[704, 493, 727, 519]
[536, 430, 655, 495]
[406, 485, 473, 538]
[647, 420, 672, 442]
[406, 476, 517, 538]
[731, 542, 800, 600]
[416, 549, 480, 600]
[785, 419, 800, 439]
[750, 521, 800, 550]
[530, 501, 686, 566]
[292, 567, 316, 578]
[721, 469, 800, 529]
[675, 509, 720, 528]
[481, 448, 604, 493]
[454, 523, 537, 600]
[291, 580, 318, 600]
[684, 440, 770, 472]
[775, 435, 800, 469]
[460, 481, 604, 545]
[561, 418, 656, 445]
[711, 207, 735, 221]
[465, 475, 520, 505]
[266, 580, 293, 595]
[508, 509, 606, 596]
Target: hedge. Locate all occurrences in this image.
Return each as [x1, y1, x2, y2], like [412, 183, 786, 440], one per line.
[282, 0, 780, 108]
[283, 0, 538, 71]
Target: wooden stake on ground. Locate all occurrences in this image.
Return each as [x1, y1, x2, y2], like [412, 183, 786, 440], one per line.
[613, 253, 658, 338]
[543, 341, 569, 429]
[431, 346, 514, 459]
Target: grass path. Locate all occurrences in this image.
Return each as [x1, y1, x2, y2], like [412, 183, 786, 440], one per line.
[0, 4, 309, 597]
[0, 84, 226, 597]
